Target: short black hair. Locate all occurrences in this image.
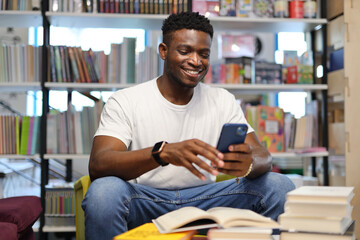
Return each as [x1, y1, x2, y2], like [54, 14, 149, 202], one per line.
[161, 12, 214, 45]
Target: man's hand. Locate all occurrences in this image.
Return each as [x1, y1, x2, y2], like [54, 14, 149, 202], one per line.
[159, 139, 225, 180]
[214, 132, 272, 179]
[215, 143, 254, 177]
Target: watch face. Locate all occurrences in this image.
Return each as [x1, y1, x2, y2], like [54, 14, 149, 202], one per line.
[153, 141, 166, 154]
[152, 141, 169, 166]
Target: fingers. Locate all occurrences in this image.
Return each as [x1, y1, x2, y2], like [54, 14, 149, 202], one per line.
[228, 143, 252, 153]
[192, 139, 224, 168]
[182, 155, 218, 181]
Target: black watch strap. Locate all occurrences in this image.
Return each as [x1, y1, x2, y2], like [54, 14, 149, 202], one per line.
[152, 141, 169, 166]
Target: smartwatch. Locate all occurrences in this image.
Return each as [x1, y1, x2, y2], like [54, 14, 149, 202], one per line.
[152, 141, 169, 166]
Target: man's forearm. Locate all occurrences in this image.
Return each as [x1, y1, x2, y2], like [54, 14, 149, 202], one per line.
[246, 145, 272, 179]
[89, 147, 159, 182]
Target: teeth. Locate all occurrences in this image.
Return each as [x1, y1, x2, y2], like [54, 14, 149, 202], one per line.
[185, 70, 200, 74]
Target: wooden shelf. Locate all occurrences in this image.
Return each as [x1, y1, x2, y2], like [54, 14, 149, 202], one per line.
[45, 82, 327, 93]
[0, 82, 41, 92]
[46, 12, 327, 32]
[0, 11, 42, 27]
[0, 154, 41, 159]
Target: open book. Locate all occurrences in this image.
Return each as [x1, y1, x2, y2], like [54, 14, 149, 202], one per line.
[152, 206, 279, 234]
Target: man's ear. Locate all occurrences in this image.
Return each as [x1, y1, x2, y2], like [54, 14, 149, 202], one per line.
[158, 43, 167, 60]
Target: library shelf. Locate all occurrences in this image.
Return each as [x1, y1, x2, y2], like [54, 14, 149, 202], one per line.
[272, 151, 329, 159]
[45, 12, 327, 32]
[44, 154, 89, 160]
[211, 83, 328, 93]
[44, 82, 328, 93]
[42, 225, 76, 232]
[0, 82, 41, 92]
[0, 154, 41, 159]
[44, 82, 134, 91]
[43, 152, 328, 161]
[0, 10, 42, 27]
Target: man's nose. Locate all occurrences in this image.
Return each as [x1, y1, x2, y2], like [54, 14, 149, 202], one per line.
[188, 53, 201, 65]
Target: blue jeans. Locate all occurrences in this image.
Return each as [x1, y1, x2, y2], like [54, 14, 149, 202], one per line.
[82, 172, 295, 240]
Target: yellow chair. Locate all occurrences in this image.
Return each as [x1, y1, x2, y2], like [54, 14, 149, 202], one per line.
[74, 175, 91, 240]
[74, 174, 234, 239]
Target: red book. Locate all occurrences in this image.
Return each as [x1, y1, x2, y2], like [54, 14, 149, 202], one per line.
[287, 65, 298, 84]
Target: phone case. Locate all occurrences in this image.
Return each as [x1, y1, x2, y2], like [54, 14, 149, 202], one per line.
[216, 123, 248, 153]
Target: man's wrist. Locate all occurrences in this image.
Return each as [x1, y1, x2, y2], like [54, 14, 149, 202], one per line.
[152, 141, 169, 166]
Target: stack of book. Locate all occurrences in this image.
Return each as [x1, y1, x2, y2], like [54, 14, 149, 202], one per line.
[279, 186, 355, 239]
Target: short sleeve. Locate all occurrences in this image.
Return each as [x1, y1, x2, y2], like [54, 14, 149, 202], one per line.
[95, 93, 133, 148]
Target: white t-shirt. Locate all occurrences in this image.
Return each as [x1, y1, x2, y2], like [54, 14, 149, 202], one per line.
[95, 78, 253, 189]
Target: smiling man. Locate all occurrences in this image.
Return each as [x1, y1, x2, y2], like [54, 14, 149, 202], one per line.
[82, 12, 295, 240]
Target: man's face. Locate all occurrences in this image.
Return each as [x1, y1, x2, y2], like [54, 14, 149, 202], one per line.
[160, 29, 212, 88]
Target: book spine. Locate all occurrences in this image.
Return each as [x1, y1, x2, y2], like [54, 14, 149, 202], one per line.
[67, 47, 80, 82]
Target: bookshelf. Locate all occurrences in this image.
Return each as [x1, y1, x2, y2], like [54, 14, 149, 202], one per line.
[45, 11, 326, 32]
[44, 82, 328, 92]
[0, 10, 42, 27]
[0, 0, 330, 236]
[0, 82, 42, 92]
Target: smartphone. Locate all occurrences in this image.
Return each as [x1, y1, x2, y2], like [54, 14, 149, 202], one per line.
[216, 123, 248, 153]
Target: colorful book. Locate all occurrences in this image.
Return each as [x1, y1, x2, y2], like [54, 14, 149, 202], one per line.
[247, 105, 284, 152]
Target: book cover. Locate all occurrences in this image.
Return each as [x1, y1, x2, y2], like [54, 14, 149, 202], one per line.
[76, 47, 91, 83]
[251, 105, 285, 153]
[54, 46, 63, 82]
[26, 116, 34, 155]
[286, 65, 298, 84]
[152, 206, 278, 234]
[219, 0, 236, 16]
[20, 116, 30, 155]
[286, 186, 355, 204]
[279, 213, 353, 235]
[46, 112, 59, 154]
[63, 46, 72, 83]
[15, 116, 20, 154]
[59, 46, 68, 82]
[113, 223, 195, 240]
[30, 116, 40, 154]
[72, 47, 86, 83]
[67, 47, 81, 82]
[284, 200, 353, 218]
[280, 231, 355, 240]
[280, 222, 355, 240]
[73, 111, 83, 154]
[208, 227, 272, 240]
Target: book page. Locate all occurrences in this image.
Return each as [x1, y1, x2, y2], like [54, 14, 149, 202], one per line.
[206, 207, 279, 228]
[152, 206, 219, 233]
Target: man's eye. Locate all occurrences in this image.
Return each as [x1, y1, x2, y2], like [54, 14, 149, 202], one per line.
[201, 53, 210, 59]
[179, 50, 188, 55]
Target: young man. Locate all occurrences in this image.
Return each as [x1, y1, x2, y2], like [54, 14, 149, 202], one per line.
[82, 12, 295, 240]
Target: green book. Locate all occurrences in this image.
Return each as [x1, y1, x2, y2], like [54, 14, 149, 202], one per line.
[16, 116, 20, 154]
[20, 116, 30, 155]
[125, 37, 136, 84]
